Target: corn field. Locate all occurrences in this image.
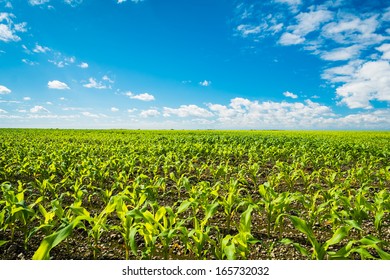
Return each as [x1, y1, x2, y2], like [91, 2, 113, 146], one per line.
[0, 129, 389, 260]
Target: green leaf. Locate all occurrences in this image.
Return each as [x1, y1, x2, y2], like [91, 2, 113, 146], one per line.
[177, 200, 191, 214]
[155, 207, 166, 222]
[287, 215, 323, 259]
[222, 235, 236, 260]
[32, 216, 88, 260]
[129, 226, 138, 256]
[375, 247, 390, 260]
[203, 202, 219, 222]
[324, 226, 350, 250]
[280, 238, 309, 257]
[239, 205, 253, 233]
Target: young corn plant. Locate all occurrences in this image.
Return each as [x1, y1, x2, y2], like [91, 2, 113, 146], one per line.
[279, 214, 358, 260]
[258, 182, 297, 237]
[372, 189, 389, 237]
[185, 199, 219, 259]
[218, 179, 246, 233]
[32, 215, 89, 260]
[111, 193, 148, 259]
[216, 205, 258, 260]
[328, 235, 390, 260]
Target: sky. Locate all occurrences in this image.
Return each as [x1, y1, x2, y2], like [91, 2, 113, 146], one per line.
[0, 0, 390, 130]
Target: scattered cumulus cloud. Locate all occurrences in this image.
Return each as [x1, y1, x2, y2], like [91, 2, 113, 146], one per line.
[48, 80, 70, 90]
[283, 91, 298, 99]
[206, 97, 337, 128]
[140, 109, 160, 118]
[83, 78, 108, 89]
[78, 62, 89, 68]
[33, 43, 50, 53]
[28, 0, 50, 6]
[22, 59, 38, 66]
[117, 0, 145, 3]
[111, 107, 119, 112]
[30, 105, 49, 113]
[199, 80, 211, 87]
[320, 45, 361, 61]
[377, 43, 390, 60]
[23, 97, 31, 101]
[234, 2, 390, 111]
[125, 92, 155, 101]
[127, 108, 137, 113]
[279, 32, 304, 45]
[48, 53, 76, 68]
[0, 13, 27, 42]
[0, 85, 11, 94]
[82, 111, 100, 118]
[163, 105, 214, 118]
[102, 75, 114, 83]
[334, 60, 390, 109]
[0, 109, 7, 114]
[64, 0, 83, 7]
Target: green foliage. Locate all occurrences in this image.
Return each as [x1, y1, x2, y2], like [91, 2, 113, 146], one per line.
[0, 129, 389, 260]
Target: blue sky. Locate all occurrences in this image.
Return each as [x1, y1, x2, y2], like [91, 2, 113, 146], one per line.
[0, 0, 390, 129]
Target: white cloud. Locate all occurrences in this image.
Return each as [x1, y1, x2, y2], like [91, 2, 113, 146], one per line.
[22, 59, 38, 66]
[320, 45, 361, 61]
[29, 0, 50, 6]
[140, 109, 160, 118]
[118, 0, 144, 3]
[48, 54, 76, 68]
[48, 80, 70, 90]
[283, 91, 298, 99]
[163, 105, 214, 118]
[205, 97, 338, 128]
[83, 78, 107, 89]
[278, 8, 333, 46]
[111, 107, 119, 112]
[279, 32, 304, 45]
[33, 43, 50, 53]
[127, 108, 137, 113]
[377, 43, 390, 60]
[334, 60, 390, 109]
[199, 80, 211, 87]
[102, 75, 114, 83]
[321, 60, 363, 83]
[5, 2, 13, 9]
[291, 9, 333, 37]
[237, 24, 262, 37]
[23, 97, 31, 101]
[275, 0, 301, 5]
[0, 85, 11, 94]
[0, 13, 27, 42]
[0, 109, 7, 114]
[64, 0, 83, 7]
[49, 60, 65, 68]
[78, 62, 89, 68]
[30, 105, 49, 113]
[82, 111, 100, 118]
[125, 92, 155, 101]
[321, 14, 385, 46]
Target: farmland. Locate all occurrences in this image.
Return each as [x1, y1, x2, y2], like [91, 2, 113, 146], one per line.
[0, 129, 389, 260]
